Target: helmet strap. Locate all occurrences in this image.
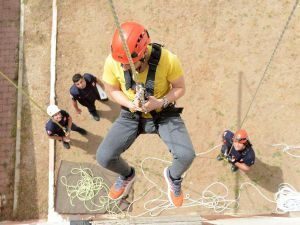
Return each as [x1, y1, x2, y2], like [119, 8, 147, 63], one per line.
[139, 57, 146, 63]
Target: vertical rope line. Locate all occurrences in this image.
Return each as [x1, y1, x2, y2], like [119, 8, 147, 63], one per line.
[239, 0, 299, 127]
[107, 0, 138, 81]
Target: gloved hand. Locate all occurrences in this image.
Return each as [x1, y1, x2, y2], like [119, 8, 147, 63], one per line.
[226, 155, 238, 164]
[64, 127, 71, 133]
[63, 127, 71, 138]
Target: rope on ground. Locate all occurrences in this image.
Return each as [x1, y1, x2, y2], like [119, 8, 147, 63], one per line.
[126, 146, 241, 217]
[272, 143, 300, 158]
[124, 145, 300, 217]
[275, 183, 300, 212]
[60, 166, 125, 217]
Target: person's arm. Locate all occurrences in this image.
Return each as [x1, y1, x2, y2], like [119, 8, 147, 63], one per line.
[48, 135, 66, 142]
[142, 76, 185, 112]
[164, 76, 185, 103]
[104, 82, 141, 112]
[234, 162, 251, 172]
[71, 99, 82, 114]
[67, 115, 72, 131]
[96, 77, 105, 89]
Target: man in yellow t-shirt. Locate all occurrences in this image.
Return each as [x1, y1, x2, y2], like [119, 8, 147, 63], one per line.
[96, 22, 195, 207]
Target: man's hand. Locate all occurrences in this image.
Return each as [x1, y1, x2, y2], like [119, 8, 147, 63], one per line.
[228, 155, 238, 164]
[128, 101, 142, 112]
[62, 136, 70, 142]
[141, 96, 163, 113]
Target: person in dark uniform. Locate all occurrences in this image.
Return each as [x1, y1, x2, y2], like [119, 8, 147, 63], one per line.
[70, 73, 108, 121]
[45, 104, 87, 149]
[216, 129, 255, 172]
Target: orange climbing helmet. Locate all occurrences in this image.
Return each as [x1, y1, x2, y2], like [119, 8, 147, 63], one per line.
[233, 129, 249, 144]
[111, 21, 150, 64]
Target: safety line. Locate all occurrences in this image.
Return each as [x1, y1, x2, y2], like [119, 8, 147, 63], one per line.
[239, 0, 299, 128]
[0, 71, 67, 133]
[107, 0, 138, 81]
[227, 0, 299, 156]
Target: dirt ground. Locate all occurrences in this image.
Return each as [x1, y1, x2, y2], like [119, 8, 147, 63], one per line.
[16, 0, 300, 220]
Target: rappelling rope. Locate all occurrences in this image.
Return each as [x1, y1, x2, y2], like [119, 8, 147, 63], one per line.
[272, 143, 300, 158]
[239, 0, 299, 128]
[226, 0, 299, 156]
[60, 166, 126, 217]
[106, 0, 138, 81]
[0, 70, 68, 134]
[275, 183, 300, 212]
[107, 0, 148, 107]
[125, 145, 300, 217]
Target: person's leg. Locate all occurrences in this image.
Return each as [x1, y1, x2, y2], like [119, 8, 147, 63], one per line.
[96, 110, 140, 176]
[158, 116, 195, 207]
[56, 134, 70, 149]
[217, 145, 228, 161]
[86, 101, 100, 121]
[96, 110, 140, 199]
[70, 123, 87, 135]
[158, 116, 195, 179]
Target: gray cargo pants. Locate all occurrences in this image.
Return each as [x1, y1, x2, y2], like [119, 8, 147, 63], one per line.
[96, 109, 195, 179]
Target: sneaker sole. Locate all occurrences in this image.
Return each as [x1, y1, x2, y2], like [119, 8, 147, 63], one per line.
[109, 175, 136, 200]
[163, 168, 174, 207]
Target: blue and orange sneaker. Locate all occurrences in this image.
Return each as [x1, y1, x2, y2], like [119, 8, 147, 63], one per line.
[109, 168, 136, 199]
[163, 167, 183, 207]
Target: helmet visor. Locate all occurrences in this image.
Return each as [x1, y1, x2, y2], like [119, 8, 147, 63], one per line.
[233, 137, 247, 144]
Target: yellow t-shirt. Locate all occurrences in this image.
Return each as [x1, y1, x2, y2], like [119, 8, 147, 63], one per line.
[102, 45, 183, 116]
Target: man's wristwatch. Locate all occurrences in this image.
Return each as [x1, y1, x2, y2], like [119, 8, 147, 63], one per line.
[162, 96, 169, 109]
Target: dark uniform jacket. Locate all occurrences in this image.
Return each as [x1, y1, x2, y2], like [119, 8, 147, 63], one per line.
[45, 110, 69, 137]
[221, 130, 255, 166]
[69, 73, 100, 107]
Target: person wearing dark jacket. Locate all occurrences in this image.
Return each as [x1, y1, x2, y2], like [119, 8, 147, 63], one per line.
[217, 129, 255, 172]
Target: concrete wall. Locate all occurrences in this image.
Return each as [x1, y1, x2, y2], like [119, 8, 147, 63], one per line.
[0, 0, 19, 218]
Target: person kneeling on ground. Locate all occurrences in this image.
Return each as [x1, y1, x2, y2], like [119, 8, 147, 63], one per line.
[217, 129, 255, 172]
[70, 73, 108, 121]
[45, 104, 87, 149]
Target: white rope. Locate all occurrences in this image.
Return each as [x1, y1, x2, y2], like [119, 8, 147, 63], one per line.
[272, 143, 300, 158]
[196, 144, 222, 156]
[124, 145, 300, 217]
[125, 146, 241, 216]
[275, 183, 300, 212]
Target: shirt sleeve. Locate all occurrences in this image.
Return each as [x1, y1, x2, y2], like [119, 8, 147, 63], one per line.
[45, 121, 54, 136]
[84, 73, 96, 83]
[166, 52, 184, 82]
[102, 55, 119, 86]
[243, 148, 255, 166]
[69, 86, 77, 101]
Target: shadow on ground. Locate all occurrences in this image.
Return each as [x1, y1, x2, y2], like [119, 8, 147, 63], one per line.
[245, 157, 283, 193]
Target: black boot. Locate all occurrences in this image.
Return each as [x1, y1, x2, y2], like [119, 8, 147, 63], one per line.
[90, 111, 100, 121]
[62, 141, 70, 149]
[216, 153, 224, 161]
[231, 165, 239, 172]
